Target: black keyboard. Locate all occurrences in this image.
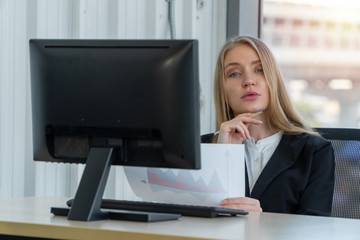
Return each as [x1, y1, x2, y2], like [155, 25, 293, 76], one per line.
[66, 199, 248, 218]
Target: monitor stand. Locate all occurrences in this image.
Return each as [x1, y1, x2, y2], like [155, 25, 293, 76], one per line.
[51, 147, 180, 222]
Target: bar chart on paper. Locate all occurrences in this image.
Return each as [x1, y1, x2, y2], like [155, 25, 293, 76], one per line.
[124, 144, 245, 206]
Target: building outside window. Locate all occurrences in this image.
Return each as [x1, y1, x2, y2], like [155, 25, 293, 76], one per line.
[262, 0, 360, 127]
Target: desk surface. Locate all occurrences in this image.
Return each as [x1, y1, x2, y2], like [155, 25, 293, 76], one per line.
[0, 197, 359, 240]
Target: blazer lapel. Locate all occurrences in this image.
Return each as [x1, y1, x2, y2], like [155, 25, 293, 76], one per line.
[250, 134, 304, 199]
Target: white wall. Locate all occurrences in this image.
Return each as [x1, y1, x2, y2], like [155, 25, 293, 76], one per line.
[0, 0, 227, 199]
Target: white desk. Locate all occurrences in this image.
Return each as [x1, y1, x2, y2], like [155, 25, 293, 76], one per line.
[0, 197, 359, 240]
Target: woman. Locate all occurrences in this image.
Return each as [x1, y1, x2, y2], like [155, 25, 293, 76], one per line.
[202, 36, 335, 216]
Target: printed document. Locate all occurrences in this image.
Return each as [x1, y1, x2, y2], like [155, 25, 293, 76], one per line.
[123, 143, 245, 206]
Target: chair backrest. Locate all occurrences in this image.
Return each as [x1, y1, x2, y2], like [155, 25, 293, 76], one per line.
[315, 128, 360, 219]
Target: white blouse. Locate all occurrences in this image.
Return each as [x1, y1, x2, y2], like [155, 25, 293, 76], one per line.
[243, 132, 283, 192]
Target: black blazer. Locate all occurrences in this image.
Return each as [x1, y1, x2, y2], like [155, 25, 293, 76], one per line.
[201, 133, 335, 216]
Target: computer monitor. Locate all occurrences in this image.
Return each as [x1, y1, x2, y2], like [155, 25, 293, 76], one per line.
[29, 39, 200, 221]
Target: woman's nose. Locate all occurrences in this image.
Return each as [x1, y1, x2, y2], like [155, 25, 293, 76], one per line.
[242, 73, 255, 87]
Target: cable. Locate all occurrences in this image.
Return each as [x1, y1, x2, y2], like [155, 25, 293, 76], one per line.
[166, 0, 176, 39]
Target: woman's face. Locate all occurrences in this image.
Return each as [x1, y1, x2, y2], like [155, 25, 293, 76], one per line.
[223, 44, 270, 116]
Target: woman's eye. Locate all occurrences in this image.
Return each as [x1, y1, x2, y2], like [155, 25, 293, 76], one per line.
[229, 72, 240, 78]
[256, 68, 264, 73]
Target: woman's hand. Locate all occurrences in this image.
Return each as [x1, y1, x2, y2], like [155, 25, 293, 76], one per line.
[217, 113, 263, 144]
[218, 197, 263, 212]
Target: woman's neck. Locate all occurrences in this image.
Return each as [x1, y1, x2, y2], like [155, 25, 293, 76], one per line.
[248, 118, 275, 143]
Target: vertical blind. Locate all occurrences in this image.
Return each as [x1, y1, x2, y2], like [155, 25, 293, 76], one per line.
[0, 0, 226, 199]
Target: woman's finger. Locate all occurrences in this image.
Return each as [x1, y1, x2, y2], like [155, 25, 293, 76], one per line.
[219, 197, 263, 212]
[235, 121, 250, 139]
[218, 203, 263, 212]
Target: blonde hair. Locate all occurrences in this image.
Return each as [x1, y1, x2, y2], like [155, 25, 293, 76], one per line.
[213, 36, 316, 141]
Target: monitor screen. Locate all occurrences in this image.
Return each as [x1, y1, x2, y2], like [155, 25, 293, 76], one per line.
[29, 39, 200, 221]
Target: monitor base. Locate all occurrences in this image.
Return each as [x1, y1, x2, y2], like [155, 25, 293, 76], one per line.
[51, 207, 181, 222]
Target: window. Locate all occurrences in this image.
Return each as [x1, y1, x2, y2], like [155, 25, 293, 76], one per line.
[310, 20, 320, 28]
[326, 21, 336, 31]
[262, 0, 360, 128]
[292, 19, 303, 27]
[275, 17, 286, 25]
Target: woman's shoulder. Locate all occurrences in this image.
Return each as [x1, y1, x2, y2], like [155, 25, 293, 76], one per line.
[283, 132, 331, 149]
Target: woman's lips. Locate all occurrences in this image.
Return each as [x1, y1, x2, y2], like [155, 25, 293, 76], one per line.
[241, 91, 260, 100]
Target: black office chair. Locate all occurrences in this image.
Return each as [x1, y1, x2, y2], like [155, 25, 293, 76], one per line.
[315, 128, 360, 219]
